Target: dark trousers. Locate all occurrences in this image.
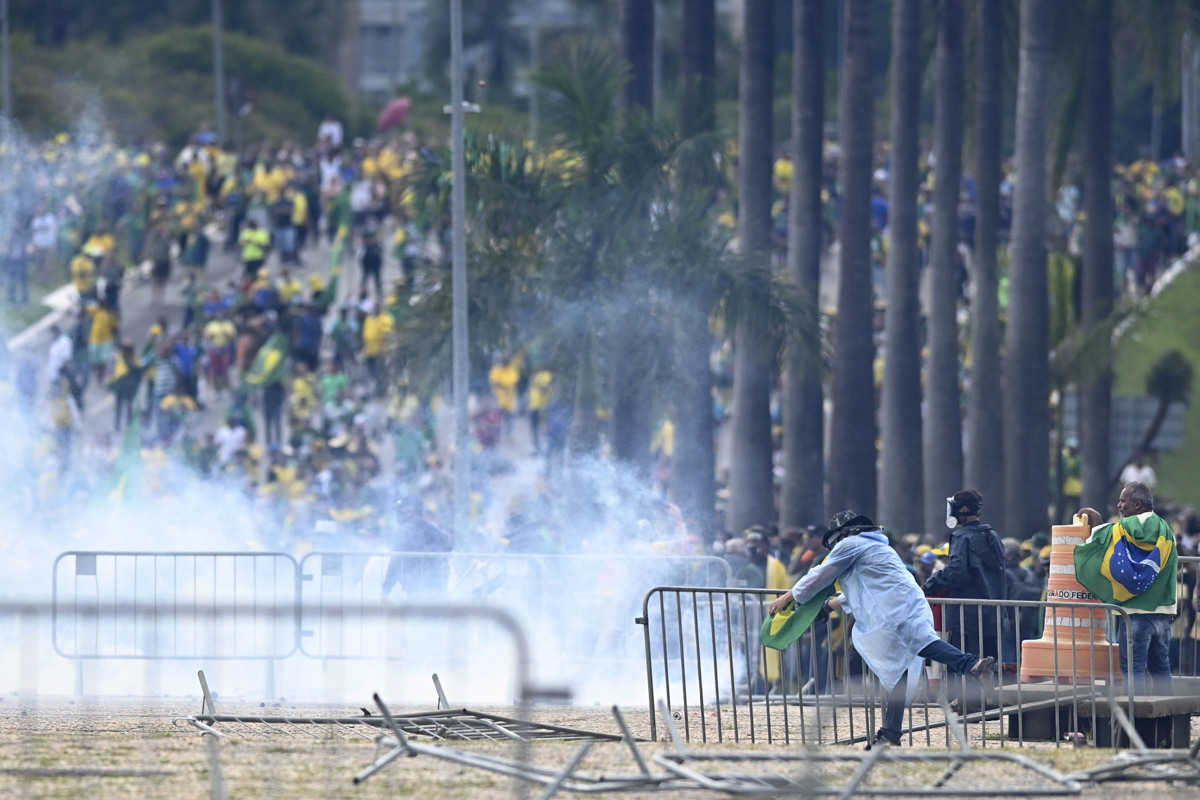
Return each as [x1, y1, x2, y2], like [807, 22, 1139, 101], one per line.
[881, 639, 979, 744]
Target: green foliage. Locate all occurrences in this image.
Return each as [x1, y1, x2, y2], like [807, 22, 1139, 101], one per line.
[1146, 349, 1194, 404]
[8, 26, 347, 146]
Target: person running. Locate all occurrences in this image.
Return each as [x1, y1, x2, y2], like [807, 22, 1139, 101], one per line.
[768, 510, 995, 749]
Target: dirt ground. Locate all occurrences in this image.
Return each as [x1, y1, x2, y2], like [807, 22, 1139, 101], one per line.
[0, 697, 1197, 799]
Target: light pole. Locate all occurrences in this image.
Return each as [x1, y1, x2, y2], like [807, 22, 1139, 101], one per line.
[212, 0, 226, 141]
[1, 0, 11, 124]
[450, 0, 471, 544]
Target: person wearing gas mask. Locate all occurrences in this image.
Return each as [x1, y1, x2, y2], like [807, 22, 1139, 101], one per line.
[768, 510, 994, 749]
[922, 489, 1008, 665]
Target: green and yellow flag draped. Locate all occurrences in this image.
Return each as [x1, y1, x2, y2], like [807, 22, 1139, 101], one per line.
[760, 585, 835, 651]
[241, 331, 289, 388]
[107, 415, 143, 505]
[1074, 513, 1177, 611]
[317, 226, 348, 309]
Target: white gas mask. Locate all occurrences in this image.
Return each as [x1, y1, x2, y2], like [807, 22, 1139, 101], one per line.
[945, 497, 958, 530]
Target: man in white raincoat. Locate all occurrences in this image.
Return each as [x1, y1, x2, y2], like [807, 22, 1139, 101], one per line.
[768, 510, 995, 748]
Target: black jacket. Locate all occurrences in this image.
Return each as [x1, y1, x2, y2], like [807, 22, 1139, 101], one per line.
[924, 520, 1008, 635]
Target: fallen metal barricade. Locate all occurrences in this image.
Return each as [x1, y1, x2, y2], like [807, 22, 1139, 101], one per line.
[188, 603, 558, 800]
[178, 670, 615, 743]
[652, 699, 1084, 796]
[355, 694, 691, 798]
[639, 587, 1141, 748]
[52, 551, 299, 695]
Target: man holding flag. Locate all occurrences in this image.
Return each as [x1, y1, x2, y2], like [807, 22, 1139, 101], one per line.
[1075, 481, 1177, 694]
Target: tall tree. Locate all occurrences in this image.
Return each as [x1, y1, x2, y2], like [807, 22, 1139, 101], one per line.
[620, 0, 655, 112]
[671, 0, 719, 537]
[923, 0, 966, 528]
[878, 0, 924, 532]
[610, 0, 657, 477]
[828, 0, 877, 517]
[965, 0, 1006, 532]
[727, 0, 776, 534]
[781, 0, 827, 529]
[1003, 0, 1053, 539]
[1080, 0, 1113, 514]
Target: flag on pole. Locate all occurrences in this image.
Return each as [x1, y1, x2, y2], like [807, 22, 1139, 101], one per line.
[1074, 513, 1177, 611]
[241, 331, 289, 388]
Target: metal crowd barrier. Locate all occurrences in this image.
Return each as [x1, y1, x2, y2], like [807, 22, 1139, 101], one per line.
[639, 587, 1152, 748]
[52, 551, 299, 694]
[50, 550, 729, 694]
[297, 551, 729, 664]
[1176, 555, 1200, 679]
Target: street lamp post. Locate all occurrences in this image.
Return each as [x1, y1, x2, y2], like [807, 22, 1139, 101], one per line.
[1, 0, 11, 124]
[212, 0, 226, 141]
[450, 0, 471, 544]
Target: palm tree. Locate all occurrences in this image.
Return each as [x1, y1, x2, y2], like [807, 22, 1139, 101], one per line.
[1003, 0, 1053, 539]
[923, 0, 966, 531]
[965, 0, 1006, 533]
[671, 0, 720, 538]
[878, 0, 924, 533]
[610, 0, 658, 477]
[1080, 0, 1114, 515]
[781, 0, 827, 529]
[828, 0, 877, 518]
[727, 0, 776, 534]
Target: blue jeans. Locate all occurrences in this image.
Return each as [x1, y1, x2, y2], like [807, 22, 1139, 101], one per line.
[881, 640, 978, 744]
[1116, 613, 1173, 694]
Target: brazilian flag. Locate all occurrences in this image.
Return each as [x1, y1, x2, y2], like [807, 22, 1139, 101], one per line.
[317, 227, 348, 310]
[107, 415, 143, 505]
[1074, 514, 1177, 611]
[760, 585, 835, 650]
[242, 331, 289, 388]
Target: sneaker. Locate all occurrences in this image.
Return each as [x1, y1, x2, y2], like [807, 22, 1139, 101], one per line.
[865, 729, 900, 750]
[970, 656, 996, 679]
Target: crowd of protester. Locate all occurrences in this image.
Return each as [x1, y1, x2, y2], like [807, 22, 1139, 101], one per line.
[4, 120, 1200, 602]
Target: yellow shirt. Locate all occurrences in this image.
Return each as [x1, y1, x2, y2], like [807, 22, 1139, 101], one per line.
[489, 362, 520, 413]
[203, 319, 237, 348]
[88, 307, 118, 345]
[71, 254, 96, 294]
[277, 278, 303, 304]
[291, 191, 309, 226]
[362, 313, 394, 357]
[528, 370, 553, 411]
[239, 227, 270, 261]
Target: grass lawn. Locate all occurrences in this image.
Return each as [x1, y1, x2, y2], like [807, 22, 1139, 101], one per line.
[1113, 259, 1200, 507]
[0, 266, 67, 338]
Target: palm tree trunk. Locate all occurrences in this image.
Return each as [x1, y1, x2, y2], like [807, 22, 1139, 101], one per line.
[923, 0, 965, 530]
[727, 0, 776, 534]
[878, 0, 924, 532]
[611, 0, 657, 477]
[781, 0, 827, 529]
[828, 0, 877, 517]
[680, 0, 716, 136]
[1080, 0, 1113, 516]
[965, 0, 1006, 533]
[620, 0, 655, 112]
[1003, 0, 1053, 539]
[672, 0, 719, 538]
